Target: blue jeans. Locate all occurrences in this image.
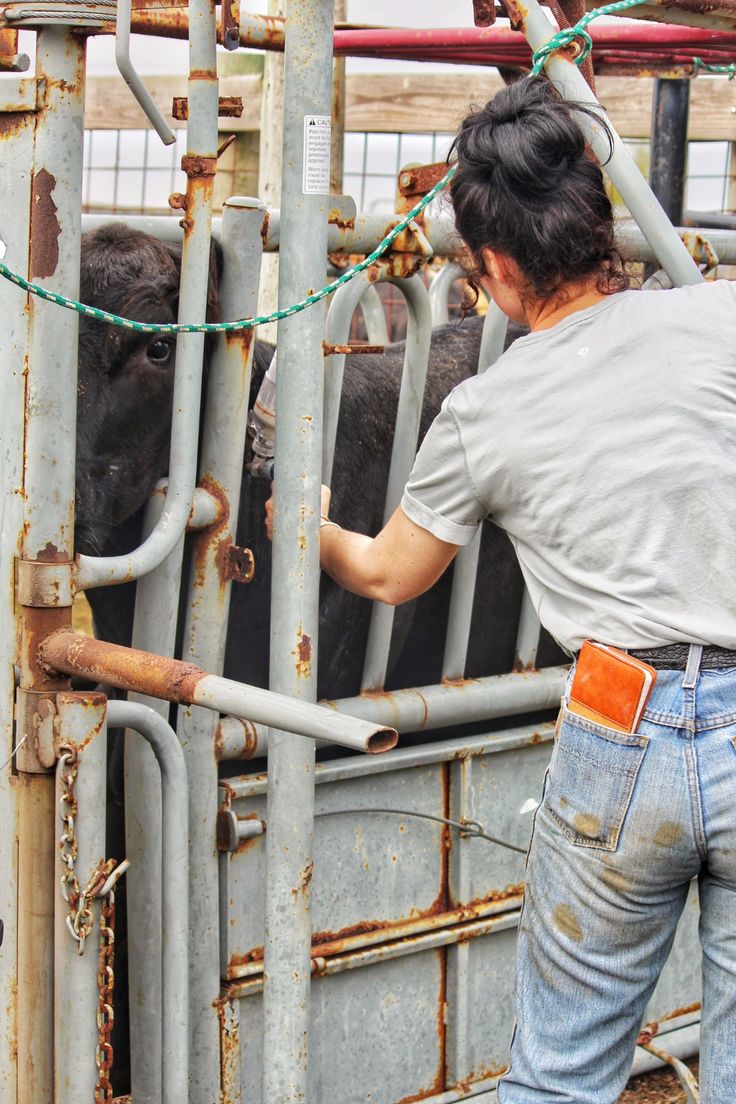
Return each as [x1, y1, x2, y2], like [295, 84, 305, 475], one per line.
[498, 647, 736, 1104]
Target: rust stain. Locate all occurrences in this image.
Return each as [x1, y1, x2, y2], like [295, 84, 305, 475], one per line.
[553, 904, 582, 942]
[662, 1001, 701, 1022]
[298, 859, 314, 892]
[653, 822, 684, 848]
[636, 1021, 659, 1047]
[0, 113, 26, 139]
[293, 631, 312, 679]
[29, 169, 60, 280]
[327, 207, 355, 232]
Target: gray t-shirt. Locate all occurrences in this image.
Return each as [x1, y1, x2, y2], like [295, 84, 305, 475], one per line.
[401, 280, 736, 653]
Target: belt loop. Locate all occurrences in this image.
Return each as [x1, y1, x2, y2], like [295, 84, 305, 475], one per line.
[682, 644, 703, 689]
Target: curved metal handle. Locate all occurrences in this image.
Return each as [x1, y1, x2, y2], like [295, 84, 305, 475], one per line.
[115, 0, 176, 146]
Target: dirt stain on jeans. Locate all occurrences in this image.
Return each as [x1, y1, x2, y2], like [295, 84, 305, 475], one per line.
[553, 904, 582, 942]
[601, 866, 632, 894]
[572, 812, 601, 839]
[652, 822, 684, 848]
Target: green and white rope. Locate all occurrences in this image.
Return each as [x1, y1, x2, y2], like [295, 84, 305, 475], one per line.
[0, 164, 456, 335]
[693, 56, 736, 78]
[530, 0, 649, 75]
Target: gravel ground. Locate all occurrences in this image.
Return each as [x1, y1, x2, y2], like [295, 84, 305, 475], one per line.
[618, 1058, 699, 1103]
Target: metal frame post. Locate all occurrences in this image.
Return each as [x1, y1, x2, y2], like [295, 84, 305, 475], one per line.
[177, 196, 266, 1103]
[649, 78, 691, 225]
[263, 0, 335, 1099]
[14, 26, 86, 1104]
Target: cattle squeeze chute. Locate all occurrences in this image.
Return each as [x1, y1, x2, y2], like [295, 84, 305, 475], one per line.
[0, 1, 731, 1101]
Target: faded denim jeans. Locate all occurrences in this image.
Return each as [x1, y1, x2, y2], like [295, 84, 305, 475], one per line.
[498, 646, 736, 1104]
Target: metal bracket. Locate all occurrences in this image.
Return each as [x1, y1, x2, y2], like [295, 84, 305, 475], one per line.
[15, 688, 57, 772]
[0, 76, 43, 114]
[17, 559, 74, 608]
[216, 809, 266, 852]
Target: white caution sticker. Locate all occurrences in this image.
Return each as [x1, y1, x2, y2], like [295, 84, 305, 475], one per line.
[303, 114, 331, 195]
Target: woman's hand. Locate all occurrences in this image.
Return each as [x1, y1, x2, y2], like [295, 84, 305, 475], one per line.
[264, 484, 332, 542]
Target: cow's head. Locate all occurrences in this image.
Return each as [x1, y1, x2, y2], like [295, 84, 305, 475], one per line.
[74, 224, 220, 554]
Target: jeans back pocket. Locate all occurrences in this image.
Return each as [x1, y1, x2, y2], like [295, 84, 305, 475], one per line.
[544, 706, 649, 852]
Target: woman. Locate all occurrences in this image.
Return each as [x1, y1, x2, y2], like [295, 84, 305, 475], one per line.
[268, 77, 736, 1102]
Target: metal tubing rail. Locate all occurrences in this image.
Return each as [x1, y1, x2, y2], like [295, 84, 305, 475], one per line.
[505, 0, 704, 289]
[361, 274, 434, 692]
[0, 30, 35, 1098]
[15, 28, 87, 1104]
[327, 665, 567, 733]
[442, 301, 510, 682]
[54, 694, 107, 1104]
[176, 195, 266, 1101]
[107, 699, 189, 1104]
[263, 1, 335, 1100]
[115, 0, 175, 145]
[124, 490, 184, 1104]
[75, 0, 220, 593]
[79, 211, 736, 268]
[37, 630, 397, 753]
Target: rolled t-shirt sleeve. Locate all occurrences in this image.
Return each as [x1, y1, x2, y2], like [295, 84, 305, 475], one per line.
[401, 392, 487, 546]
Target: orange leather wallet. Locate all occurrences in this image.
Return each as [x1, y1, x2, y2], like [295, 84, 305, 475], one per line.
[568, 641, 656, 734]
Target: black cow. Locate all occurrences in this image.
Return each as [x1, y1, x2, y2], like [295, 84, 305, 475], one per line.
[76, 224, 563, 703]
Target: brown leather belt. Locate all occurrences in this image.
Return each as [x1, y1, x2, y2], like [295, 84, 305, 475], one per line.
[628, 644, 736, 670]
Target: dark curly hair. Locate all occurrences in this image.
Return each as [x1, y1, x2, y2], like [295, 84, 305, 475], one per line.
[449, 77, 631, 304]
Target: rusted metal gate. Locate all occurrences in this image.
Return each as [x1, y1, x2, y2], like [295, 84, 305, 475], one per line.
[0, 1, 733, 1102]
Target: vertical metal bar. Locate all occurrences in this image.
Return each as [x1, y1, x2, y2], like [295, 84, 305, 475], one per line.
[442, 303, 509, 680]
[177, 196, 265, 1104]
[511, 0, 702, 288]
[0, 58, 35, 1104]
[361, 274, 433, 691]
[54, 693, 107, 1104]
[649, 79, 690, 226]
[125, 492, 181, 1104]
[108, 700, 189, 1104]
[358, 284, 389, 344]
[428, 261, 464, 326]
[16, 28, 86, 1104]
[263, 0, 334, 1100]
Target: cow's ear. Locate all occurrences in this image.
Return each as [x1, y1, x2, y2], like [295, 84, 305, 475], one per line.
[163, 238, 221, 323]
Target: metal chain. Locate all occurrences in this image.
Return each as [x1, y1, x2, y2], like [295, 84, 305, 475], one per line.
[58, 745, 98, 954]
[95, 888, 117, 1103]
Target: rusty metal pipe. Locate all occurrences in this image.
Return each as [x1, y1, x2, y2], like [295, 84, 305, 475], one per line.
[38, 630, 397, 753]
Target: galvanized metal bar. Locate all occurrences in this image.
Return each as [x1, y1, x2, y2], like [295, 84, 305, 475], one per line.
[15, 27, 86, 1104]
[358, 284, 389, 344]
[125, 492, 182, 1104]
[115, 0, 176, 145]
[0, 52, 35, 1102]
[76, 0, 220, 593]
[333, 666, 566, 734]
[323, 269, 378, 481]
[38, 630, 397, 752]
[507, 0, 703, 288]
[176, 195, 266, 1103]
[107, 699, 189, 1104]
[263, 1, 335, 1100]
[429, 261, 465, 326]
[442, 303, 509, 681]
[225, 719, 556, 798]
[79, 211, 736, 267]
[54, 693, 107, 1104]
[361, 274, 433, 691]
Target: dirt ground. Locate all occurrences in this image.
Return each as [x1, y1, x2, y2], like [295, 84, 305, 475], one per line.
[618, 1058, 699, 1103]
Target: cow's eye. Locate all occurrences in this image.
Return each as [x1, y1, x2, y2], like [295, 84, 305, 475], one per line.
[147, 339, 173, 363]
